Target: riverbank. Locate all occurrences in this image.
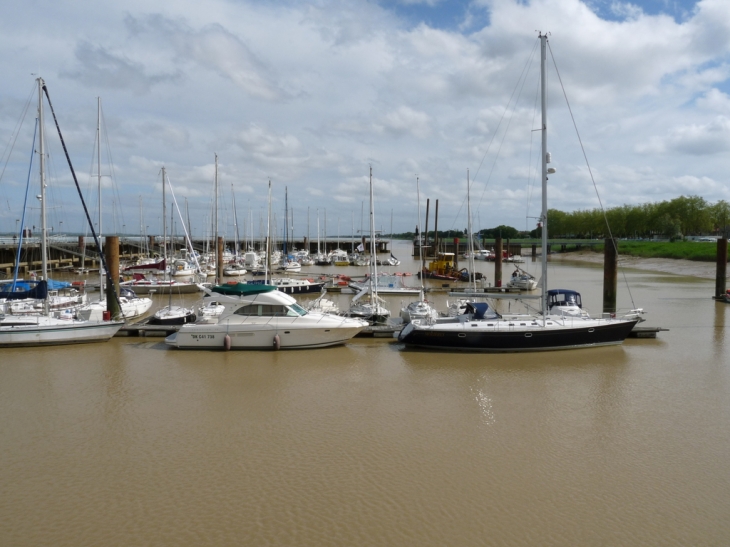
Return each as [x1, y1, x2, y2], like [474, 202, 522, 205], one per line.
[550, 250, 723, 280]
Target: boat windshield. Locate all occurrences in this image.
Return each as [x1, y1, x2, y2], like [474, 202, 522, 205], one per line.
[287, 303, 308, 317]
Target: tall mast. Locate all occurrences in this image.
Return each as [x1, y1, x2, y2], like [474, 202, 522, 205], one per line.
[265, 179, 271, 283]
[369, 166, 378, 308]
[416, 175, 425, 296]
[162, 166, 167, 279]
[214, 154, 219, 276]
[467, 168, 476, 291]
[37, 77, 48, 284]
[97, 97, 103, 296]
[284, 186, 288, 255]
[231, 184, 238, 257]
[540, 32, 549, 318]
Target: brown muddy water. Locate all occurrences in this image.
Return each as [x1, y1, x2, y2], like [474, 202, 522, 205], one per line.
[1, 255, 729, 546]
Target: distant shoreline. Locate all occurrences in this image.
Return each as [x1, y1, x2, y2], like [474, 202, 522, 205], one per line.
[549, 250, 724, 280]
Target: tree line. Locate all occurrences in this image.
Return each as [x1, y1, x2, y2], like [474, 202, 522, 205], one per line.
[392, 196, 730, 241]
[542, 195, 730, 240]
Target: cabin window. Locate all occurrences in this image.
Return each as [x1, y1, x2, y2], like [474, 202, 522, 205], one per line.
[287, 303, 308, 317]
[234, 304, 288, 317]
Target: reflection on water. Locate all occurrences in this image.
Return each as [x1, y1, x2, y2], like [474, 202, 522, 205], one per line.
[1, 260, 729, 546]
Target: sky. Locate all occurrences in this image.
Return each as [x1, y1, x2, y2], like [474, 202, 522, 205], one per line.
[1, 0, 728, 240]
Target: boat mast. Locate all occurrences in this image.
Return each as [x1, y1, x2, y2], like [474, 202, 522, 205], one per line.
[214, 154, 219, 281]
[540, 32, 549, 318]
[265, 179, 271, 283]
[416, 175, 425, 297]
[231, 184, 238, 258]
[162, 166, 167, 282]
[369, 166, 378, 309]
[284, 186, 288, 256]
[97, 97, 103, 296]
[467, 168, 476, 291]
[37, 77, 48, 286]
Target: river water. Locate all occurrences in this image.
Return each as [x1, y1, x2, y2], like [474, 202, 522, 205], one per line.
[1, 245, 729, 546]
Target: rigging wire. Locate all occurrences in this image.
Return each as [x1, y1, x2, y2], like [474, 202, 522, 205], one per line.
[42, 82, 124, 317]
[474, 40, 541, 213]
[448, 38, 540, 233]
[547, 41, 638, 310]
[0, 83, 36, 189]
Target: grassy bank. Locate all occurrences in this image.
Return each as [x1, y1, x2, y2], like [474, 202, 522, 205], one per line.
[574, 240, 726, 262]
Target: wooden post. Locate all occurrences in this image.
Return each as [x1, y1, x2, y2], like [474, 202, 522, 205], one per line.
[531, 244, 537, 259]
[715, 237, 728, 298]
[105, 236, 121, 319]
[217, 236, 224, 282]
[603, 238, 618, 314]
[453, 238, 459, 268]
[424, 199, 430, 258]
[434, 199, 439, 252]
[495, 236, 503, 287]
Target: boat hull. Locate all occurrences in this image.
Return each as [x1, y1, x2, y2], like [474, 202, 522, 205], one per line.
[166, 320, 365, 350]
[0, 320, 124, 347]
[398, 318, 639, 352]
[120, 281, 202, 294]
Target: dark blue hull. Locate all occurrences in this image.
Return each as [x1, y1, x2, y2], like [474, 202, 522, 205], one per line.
[399, 320, 639, 352]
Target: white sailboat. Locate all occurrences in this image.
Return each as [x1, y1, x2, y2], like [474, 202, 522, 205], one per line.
[344, 167, 391, 325]
[80, 97, 152, 320]
[121, 166, 202, 294]
[0, 78, 124, 346]
[400, 176, 439, 323]
[399, 34, 641, 352]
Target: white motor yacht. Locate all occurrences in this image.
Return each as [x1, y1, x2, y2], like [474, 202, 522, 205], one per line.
[166, 283, 367, 350]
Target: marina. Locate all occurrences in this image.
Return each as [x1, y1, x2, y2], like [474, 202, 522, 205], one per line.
[1, 255, 728, 546]
[2, 8, 730, 545]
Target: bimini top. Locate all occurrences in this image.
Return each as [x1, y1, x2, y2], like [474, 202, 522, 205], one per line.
[547, 289, 582, 308]
[210, 283, 277, 296]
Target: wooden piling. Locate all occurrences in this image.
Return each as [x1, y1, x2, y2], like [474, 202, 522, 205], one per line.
[216, 236, 224, 282]
[531, 244, 537, 258]
[603, 238, 618, 314]
[434, 200, 439, 252]
[424, 199, 430, 257]
[716, 237, 728, 298]
[495, 236, 503, 287]
[105, 236, 121, 319]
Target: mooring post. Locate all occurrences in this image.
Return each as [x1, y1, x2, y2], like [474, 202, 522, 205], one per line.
[532, 243, 537, 260]
[715, 237, 728, 299]
[424, 199, 430, 258]
[603, 238, 618, 314]
[105, 235, 121, 319]
[217, 236, 224, 282]
[434, 199, 439, 252]
[453, 238, 459, 269]
[495, 236, 503, 287]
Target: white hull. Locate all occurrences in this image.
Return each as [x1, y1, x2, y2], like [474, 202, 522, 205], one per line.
[167, 317, 365, 349]
[0, 318, 124, 347]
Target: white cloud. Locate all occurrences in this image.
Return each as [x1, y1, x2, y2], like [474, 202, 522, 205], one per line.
[2, 0, 730, 235]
